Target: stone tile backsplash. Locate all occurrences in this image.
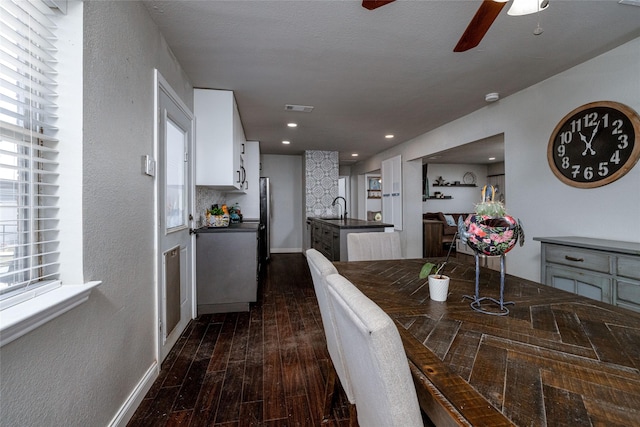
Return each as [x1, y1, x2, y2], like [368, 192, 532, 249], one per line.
[196, 186, 226, 226]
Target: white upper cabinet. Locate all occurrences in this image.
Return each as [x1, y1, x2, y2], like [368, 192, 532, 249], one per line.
[226, 140, 260, 220]
[382, 154, 402, 230]
[194, 89, 246, 190]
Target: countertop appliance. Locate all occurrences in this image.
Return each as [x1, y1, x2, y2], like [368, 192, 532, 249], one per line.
[259, 177, 271, 263]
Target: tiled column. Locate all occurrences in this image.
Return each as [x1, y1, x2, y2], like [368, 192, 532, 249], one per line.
[304, 150, 339, 218]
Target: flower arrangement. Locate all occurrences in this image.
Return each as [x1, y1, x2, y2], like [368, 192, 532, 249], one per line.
[459, 185, 524, 256]
[206, 204, 230, 227]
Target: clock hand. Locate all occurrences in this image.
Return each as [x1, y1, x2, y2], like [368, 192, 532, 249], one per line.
[579, 131, 588, 144]
[588, 120, 600, 145]
[578, 131, 593, 156]
[580, 121, 599, 156]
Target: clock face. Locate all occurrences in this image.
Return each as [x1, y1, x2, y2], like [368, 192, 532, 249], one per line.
[547, 101, 640, 188]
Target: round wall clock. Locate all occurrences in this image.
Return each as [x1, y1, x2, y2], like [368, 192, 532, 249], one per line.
[547, 101, 640, 188]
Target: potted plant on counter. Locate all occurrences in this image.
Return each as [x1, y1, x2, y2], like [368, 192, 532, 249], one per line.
[207, 205, 230, 227]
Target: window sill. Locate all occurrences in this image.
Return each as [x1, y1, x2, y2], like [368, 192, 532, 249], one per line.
[0, 281, 101, 347]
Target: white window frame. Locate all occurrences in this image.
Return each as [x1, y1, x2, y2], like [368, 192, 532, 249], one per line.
[0, 0, 99, 348]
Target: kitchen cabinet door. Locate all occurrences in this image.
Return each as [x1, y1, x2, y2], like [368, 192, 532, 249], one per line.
[194, 89, 246, 190]
[226, 140, 260, 219]
[546, 265, 612, 304]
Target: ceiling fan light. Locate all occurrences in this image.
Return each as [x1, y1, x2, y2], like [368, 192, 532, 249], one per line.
[507, 0, 549, 16]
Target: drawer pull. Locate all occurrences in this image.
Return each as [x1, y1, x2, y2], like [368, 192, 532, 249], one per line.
[565, 255, 584, 262]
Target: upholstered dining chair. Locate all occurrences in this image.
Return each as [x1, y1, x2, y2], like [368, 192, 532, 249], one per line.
[325, 273, 424, 427]
[305, 249, 355, 419]
[346, 231, 403, 261]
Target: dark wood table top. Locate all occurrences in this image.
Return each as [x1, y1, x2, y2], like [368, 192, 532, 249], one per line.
[334, 258, 640, 427]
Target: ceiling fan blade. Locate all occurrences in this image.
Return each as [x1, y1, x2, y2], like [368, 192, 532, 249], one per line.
[453, 0, 507, 52]
[362, 0, 395, 11]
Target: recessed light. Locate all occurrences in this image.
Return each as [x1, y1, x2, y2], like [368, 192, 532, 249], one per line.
[385, 134, 394, 139]
[489, 157, 496, 161]
[351, 153, 358, 157]
[282, 140, 290, 145]
[287, 123, 297, 128]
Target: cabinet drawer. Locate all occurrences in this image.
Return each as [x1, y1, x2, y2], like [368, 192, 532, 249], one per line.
[321, 226, 333, 244]
[617, 256, 640, 281]
[545, 244, 611, 274]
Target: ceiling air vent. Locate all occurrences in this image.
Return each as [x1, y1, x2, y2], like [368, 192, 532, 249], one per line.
[285, 104, 314, 113]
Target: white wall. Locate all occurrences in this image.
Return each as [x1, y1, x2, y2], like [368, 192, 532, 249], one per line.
[352, 36, 640, 281]
[262, 154, 304, 252]
[0, 2, 194, 426]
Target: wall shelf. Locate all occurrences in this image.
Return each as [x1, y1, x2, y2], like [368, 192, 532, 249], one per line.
[432, 184, 477, 187]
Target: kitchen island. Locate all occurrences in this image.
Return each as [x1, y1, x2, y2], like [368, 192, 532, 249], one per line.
[308, 217, 394, 261]
[195, 222, 259, 314]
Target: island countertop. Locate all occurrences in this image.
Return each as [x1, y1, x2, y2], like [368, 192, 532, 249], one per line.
[308, 217, 394, 229]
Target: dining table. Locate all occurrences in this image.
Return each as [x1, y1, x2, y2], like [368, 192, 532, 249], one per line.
[333, 258, 640, 427]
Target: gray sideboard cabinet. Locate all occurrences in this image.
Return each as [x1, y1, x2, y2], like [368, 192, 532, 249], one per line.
[534, 236, 640, 313]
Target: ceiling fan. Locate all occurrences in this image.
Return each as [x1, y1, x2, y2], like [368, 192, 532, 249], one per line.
[361, 0, 549, 52]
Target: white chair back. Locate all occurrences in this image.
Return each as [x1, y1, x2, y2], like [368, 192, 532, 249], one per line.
[326, 273, 423, 427]
[347, 231, 402, 261]
[305, 249, 354, 403]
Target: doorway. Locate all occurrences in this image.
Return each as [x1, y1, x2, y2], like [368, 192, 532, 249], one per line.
[154, 70, 195, 363]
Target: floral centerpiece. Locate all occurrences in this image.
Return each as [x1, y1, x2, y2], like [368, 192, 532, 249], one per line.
[458, 186, 525, 315]
[459, 185, 524, 256]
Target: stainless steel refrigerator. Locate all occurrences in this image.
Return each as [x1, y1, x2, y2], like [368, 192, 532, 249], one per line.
[259, 177, 271, 263]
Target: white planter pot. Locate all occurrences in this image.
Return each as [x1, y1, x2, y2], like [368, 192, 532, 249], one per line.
[428, 275, 450, 302]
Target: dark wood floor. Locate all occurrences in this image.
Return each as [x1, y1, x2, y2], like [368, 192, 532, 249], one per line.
[127, 253, 354, 427]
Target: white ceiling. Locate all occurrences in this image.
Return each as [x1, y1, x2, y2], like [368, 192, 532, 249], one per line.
[143, 0, 640, 166]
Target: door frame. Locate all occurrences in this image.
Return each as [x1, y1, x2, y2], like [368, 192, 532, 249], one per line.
[153, 69, 197, 364]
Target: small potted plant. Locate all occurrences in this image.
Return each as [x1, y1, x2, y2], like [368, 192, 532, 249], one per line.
[420, 233, 456, 302]
[420, 261, 450, 302]
[207, 206, 229, 227]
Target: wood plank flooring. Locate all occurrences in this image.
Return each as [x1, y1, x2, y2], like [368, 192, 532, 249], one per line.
[127, 253, 354, 427]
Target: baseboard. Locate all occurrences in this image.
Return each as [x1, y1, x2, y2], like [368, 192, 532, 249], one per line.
[108, 361, 159, 427]
[270, 248, 302, 253]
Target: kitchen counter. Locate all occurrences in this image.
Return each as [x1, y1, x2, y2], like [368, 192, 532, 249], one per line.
[308, 217, 394, 261]
[196, 222, 259, 233]
[308, 217, 394, 229]
[195, 222, 259, 314]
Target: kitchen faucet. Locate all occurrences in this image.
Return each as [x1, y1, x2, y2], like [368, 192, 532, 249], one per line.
[331, 196, 347, 220]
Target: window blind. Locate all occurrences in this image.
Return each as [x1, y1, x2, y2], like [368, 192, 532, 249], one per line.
[0, 0, 60, 302]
